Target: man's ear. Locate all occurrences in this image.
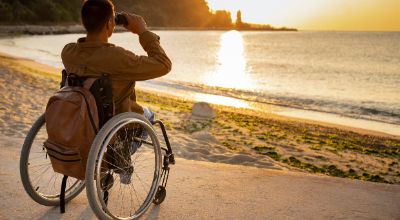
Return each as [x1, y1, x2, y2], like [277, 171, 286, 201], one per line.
[106, 20, 111, 31]
[105, 21, 111, 37]
[106, 19, 114, 36]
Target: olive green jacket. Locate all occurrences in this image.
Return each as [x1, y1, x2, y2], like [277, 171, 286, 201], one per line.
[61, 31, 172, 114]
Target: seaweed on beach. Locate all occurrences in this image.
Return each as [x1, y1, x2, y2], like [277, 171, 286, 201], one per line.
[211, 109, 400, 184]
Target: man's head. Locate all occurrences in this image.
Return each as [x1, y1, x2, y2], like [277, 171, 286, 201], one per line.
[81, 0, 115, 37]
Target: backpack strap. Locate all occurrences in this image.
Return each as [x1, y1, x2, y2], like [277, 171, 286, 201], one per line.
[60, 175, 68, 213]
[60, 70, 67, 88]
[66, 73, 84, 87]
[84, 76, 131, 111]
[83, 78, 97, 90]
[84, 78, 99, 134]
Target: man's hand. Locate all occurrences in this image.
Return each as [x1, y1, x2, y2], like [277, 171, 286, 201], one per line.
[122, 12, 148, 35]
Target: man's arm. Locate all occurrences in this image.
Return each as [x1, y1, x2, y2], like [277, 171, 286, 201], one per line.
[114, 13, 172, 81]
[139, 31, 172, 74]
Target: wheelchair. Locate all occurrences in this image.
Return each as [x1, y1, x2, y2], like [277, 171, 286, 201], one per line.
[19, 111, 175, 219]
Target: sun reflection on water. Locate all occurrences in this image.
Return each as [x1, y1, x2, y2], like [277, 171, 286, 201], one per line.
[204, 30, 254, 90]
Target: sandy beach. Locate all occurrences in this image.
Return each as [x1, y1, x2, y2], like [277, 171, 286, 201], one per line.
[1, 52, 399, 182]
[0, 53, 399, 218]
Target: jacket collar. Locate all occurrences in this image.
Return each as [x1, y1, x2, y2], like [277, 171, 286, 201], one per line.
[77, 37, 115, 48]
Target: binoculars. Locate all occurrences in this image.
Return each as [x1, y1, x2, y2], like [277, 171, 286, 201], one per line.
[115, 13, 128, 26]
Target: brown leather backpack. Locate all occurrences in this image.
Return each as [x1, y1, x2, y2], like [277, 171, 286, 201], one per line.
[44, 72, 113, 180]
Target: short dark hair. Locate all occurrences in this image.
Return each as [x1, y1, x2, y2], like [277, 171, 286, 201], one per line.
[81, 0, 114, 33]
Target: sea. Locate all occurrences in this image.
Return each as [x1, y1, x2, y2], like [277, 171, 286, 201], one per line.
[0, 30, 399, 135]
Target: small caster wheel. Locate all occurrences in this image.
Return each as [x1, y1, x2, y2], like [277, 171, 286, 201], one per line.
[153, 186, 166, 205]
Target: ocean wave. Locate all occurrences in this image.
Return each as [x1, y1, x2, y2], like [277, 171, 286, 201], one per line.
[141, 79, 400, 125]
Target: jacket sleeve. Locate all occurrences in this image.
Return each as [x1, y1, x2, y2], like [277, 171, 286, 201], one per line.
[114, 31, 172, 81]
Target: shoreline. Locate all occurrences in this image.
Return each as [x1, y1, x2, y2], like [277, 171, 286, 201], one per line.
[1, 52, 399, 184]
[137, 81, 400, 138]
[1, 25, 398, 37]
[2, 50, 398, 139]
[0, 25, 297, 36]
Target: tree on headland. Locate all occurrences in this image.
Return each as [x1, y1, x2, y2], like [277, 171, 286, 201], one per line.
[233, 9, 296, 31]
[113, 0, 232, 28]
[208, 10, 232, 28]
[236, 10, 242, 28]
[0, 0, 81, 24]
[235, 10, 250, 30]
[0, 0, 297, 31]
[0, 0, 222, 27]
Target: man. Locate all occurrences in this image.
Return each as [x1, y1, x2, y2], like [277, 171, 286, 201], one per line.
[61, 0, 171, 121]
[62, 0, 171, 184]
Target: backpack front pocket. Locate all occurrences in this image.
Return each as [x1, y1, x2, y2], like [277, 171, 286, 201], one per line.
[44, 140, 85, 180]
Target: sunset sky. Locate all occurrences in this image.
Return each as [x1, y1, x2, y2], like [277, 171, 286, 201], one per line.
[206, 0, 400, 31]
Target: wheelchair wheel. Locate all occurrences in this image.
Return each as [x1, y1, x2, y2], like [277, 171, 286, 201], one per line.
[19, 114, 85, 206]
[86, 112, 162, 220]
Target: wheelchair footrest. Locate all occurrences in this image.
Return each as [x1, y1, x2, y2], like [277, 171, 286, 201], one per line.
[169, 153, 175, 165]
[153, 186, 167, 205]
[153, 155, 172, 205]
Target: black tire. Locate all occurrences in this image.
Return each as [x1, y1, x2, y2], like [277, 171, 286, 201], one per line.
[86, 112, 162, 220]
[19, 114, 85, 206]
